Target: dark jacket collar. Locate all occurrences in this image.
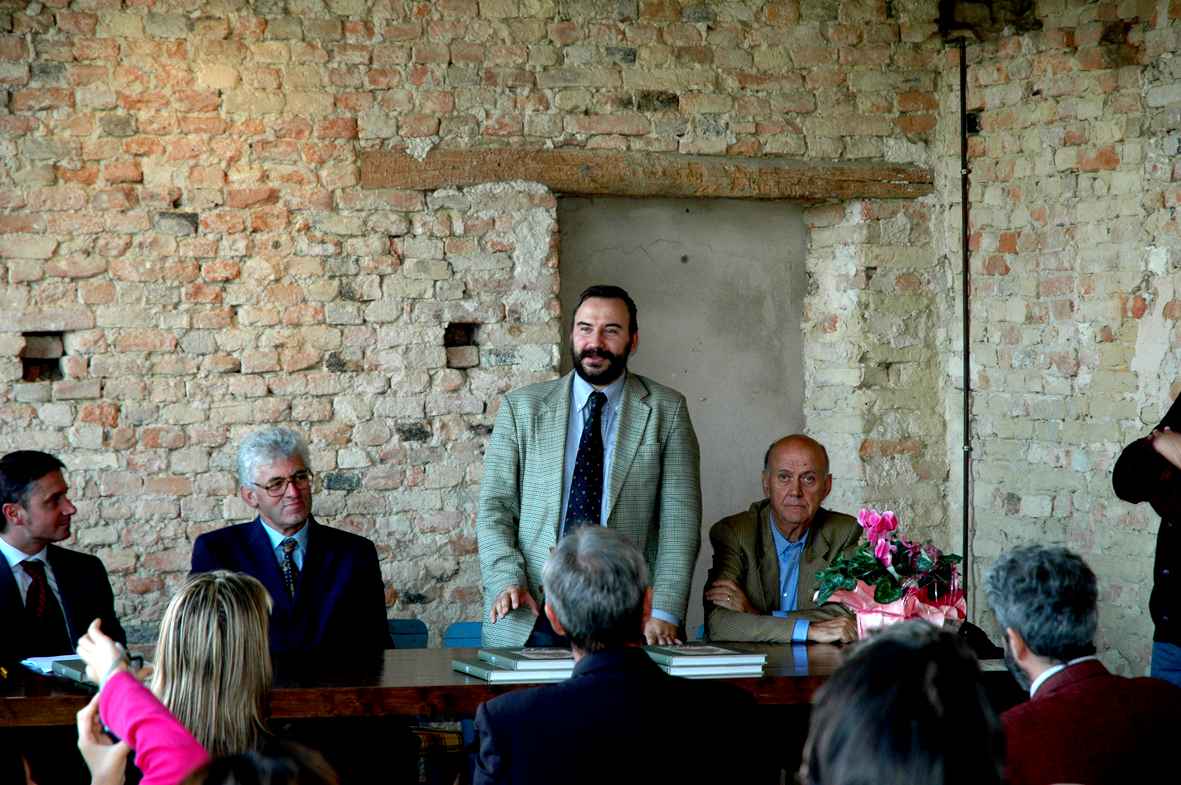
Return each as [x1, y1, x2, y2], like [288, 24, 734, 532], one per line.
[571, 646, 659, 679]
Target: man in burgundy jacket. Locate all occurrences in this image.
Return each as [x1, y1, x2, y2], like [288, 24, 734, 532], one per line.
[984, 544, 1181, 785]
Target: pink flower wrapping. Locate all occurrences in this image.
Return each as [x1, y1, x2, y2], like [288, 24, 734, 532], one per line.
[827, 579, 966, 639]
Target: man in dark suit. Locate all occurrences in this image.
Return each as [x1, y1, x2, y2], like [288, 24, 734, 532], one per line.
[0, 450, 125, 663]
[191, 427, 390, 658]
[474, 527, 772, 785]
[984, 544, 1181, 785]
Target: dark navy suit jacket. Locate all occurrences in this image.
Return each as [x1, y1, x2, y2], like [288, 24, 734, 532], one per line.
[1003, 659, 1181, 785]
[190, 517, 391, 657]
[474, 647, 773, 785]
[0, 544, 126, 663]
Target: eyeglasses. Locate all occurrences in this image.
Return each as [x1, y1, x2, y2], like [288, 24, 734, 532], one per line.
[253, 470, 313, 498]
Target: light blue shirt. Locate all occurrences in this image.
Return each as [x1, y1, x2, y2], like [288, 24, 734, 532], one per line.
[768, 516, 811, 643]
[259, 518, 309, 571]
[558, 373, 679, 627]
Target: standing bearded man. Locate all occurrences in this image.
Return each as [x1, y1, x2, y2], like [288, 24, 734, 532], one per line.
[477, 284, 701, 647]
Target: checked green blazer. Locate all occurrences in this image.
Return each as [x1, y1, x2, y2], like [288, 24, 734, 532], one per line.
[476, 371, 702, 647]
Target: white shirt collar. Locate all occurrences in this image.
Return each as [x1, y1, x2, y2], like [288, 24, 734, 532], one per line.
[1029, 655, 1100, 697]
[0, 536, 47, 569]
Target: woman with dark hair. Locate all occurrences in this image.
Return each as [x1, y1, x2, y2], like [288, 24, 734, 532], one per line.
[181, 742, 338, 785]
[800, 620, 1004, 785]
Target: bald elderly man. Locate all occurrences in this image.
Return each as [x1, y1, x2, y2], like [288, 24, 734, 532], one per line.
[704, 435, 860, 643]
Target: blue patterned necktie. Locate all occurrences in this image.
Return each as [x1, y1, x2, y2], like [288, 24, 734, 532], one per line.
[565, 391, 608, 535]
[280, 537, 300, 598]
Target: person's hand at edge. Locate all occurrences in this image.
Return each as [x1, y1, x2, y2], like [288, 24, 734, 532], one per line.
[76, 619, 128, 688]
[643, 618, 682, 646]
[490, 585, 540, 624]
[76, 694, 131, 785]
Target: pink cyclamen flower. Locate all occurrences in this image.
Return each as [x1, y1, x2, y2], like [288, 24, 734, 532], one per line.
[858, 508, 900, 546]
[857, 508, 882, 533]
[874, 537, 893, 567]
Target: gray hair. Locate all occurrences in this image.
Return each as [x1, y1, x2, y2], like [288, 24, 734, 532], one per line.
[236, 427, 310, 487]
[542, 527, 649, 652]
[983, 544, 1097, 662]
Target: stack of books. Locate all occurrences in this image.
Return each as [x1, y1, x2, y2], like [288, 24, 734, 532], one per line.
[452, 643, 766, 682]
[452, 647, 575, 683]
[644, 643, 766, 678]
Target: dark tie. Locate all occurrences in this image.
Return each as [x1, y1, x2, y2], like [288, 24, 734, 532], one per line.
[280, 538, 300, 598]
[565, 391, 608, 534]
[21, 560, 72, 655]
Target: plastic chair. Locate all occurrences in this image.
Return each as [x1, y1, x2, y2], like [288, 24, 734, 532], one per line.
[444, 620, 483, 648]
[442, 620, 485, 783]
[389, 618, 428, 649]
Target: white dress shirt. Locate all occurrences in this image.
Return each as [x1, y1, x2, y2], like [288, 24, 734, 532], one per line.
[0, 537, 64, 608]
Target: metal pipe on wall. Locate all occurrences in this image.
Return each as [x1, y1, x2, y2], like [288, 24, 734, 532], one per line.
[956, 37, 974, 612]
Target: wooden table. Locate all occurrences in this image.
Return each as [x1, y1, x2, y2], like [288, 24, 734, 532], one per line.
[1, 643, 1016, 728]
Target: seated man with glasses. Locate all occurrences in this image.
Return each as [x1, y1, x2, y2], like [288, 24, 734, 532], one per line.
[191, 427, 391, 658]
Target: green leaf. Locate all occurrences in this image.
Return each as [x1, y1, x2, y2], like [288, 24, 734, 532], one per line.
[874, 575, 905, 604]
[915, 549, 935, 573]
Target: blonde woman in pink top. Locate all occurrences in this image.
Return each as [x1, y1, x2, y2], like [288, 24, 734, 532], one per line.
[75, 619, 210, 785]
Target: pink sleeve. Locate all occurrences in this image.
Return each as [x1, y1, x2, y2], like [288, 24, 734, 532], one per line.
[99, 670, 210, 785]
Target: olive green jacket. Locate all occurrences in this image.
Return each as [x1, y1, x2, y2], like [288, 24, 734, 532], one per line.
[705, 501, 860, 643]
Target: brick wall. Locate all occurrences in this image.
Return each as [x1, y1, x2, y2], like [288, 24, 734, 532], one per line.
[10, 0, 1169, 666]
[1, 0, 955, 644]
[948, 0, 1181, 674]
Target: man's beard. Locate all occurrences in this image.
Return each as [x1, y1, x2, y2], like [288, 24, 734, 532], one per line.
[572, 345, 629, 386]
[1003, 637, 1032, 692]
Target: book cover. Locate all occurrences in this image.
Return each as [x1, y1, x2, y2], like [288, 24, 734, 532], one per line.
[19, 654, 80, 676]
[451, 656, 572, 684]
[644, 643, 767, 667]
[51, 657, 94, 685]
[477, 647, 575, 670]
[657, 662, 765, 678]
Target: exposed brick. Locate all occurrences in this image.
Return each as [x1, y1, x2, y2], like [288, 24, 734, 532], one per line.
[0, 35, 29, 60]
[566, 113, 651, 136]
[79, 401, 120, 428]
[103, 160, 143, 184]
[12, 88, 74, 111]
[225, 187, 278, 208]
[317, 117, 358, 139]
[52, 380, 100, 400]
[0, 235, 57, 259]
[1079, 145, 1121, 171]
[0, 214, 45, 234]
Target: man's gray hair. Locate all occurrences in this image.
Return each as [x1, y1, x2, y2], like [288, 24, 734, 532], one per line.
[983, 544, 1097, 662]
[237, 427, 310, 486]
[542, 527, 649, 652]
